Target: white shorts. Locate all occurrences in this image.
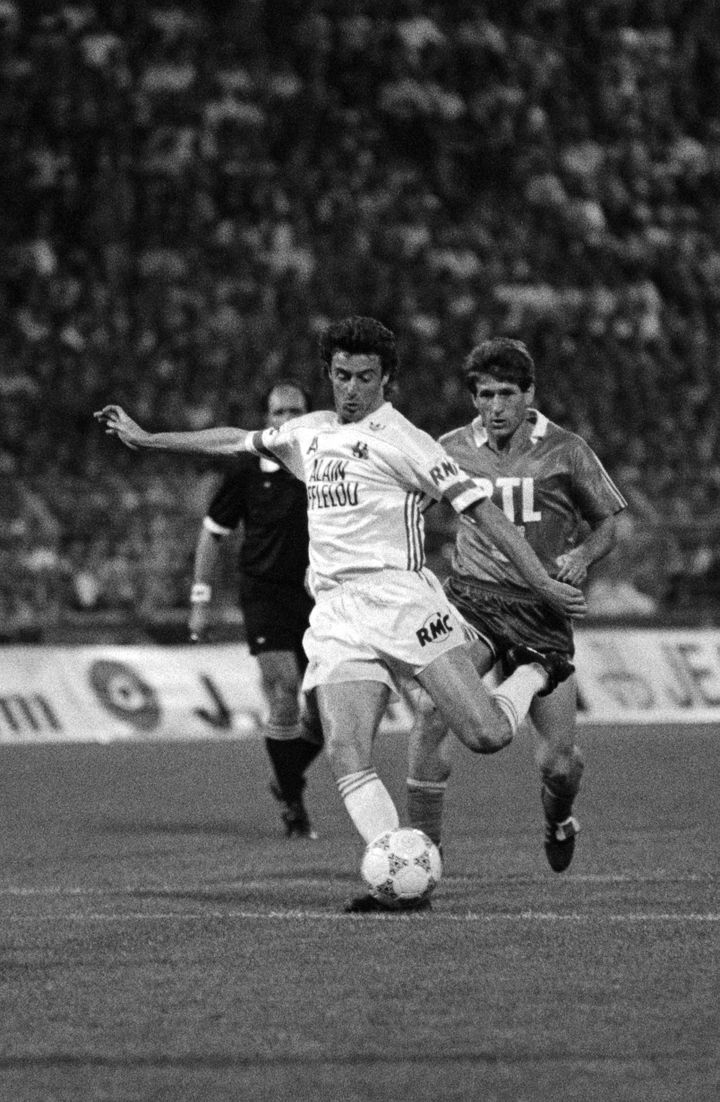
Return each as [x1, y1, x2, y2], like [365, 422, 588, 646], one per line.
[302, 569, 476, 695]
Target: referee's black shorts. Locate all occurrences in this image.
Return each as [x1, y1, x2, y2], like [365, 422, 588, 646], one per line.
[239, 575, 314, 668]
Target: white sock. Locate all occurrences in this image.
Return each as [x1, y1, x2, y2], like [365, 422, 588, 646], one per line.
[491, 664, 547, 735]
[337, 769, 399, 843]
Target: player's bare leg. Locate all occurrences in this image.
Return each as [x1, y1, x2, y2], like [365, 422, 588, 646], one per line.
[408, 640, 554, 849]
[316, 680, 421, 914]
[406, 635, 496, 847]
[258, 650, 321, 839]
[530, 675, 584, 872]
[416, 640, 558, 756]
[316, 679, 399, 843]
[408, 639, 574, 852]
[406, 691, 453, 847]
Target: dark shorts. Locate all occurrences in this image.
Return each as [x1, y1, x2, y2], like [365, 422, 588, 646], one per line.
[444, 575, 574, 666]
[239, 576, 314, 669]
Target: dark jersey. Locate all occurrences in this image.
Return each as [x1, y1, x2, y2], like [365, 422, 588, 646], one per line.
[205, 454, 309, 588]
[440, 410, 627, 592]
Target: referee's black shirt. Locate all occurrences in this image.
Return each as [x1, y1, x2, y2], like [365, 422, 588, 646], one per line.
[206, 455, 309, 588]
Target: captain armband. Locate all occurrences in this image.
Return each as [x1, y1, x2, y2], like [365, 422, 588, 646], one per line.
[242, 428, 276, 455]
[190, 582, 212, 604]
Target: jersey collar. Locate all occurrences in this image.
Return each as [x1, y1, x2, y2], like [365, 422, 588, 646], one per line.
[335, 400, 393, 428]
[471, 408, 549, 447]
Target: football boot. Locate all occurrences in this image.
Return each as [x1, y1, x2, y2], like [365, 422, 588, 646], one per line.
[270, 784, 318, 840]
[343, 893, 432, 914]
[544, 814, 580, 873]
[505, 644, 575, 697]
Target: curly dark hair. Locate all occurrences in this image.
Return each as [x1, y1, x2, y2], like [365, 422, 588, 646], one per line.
[318, 316, 398, 391]
[464, 337, 536, 394]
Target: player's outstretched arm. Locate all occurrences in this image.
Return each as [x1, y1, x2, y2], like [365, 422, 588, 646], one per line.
[93, 405, 250, 456]
[467, 497, 587, 618]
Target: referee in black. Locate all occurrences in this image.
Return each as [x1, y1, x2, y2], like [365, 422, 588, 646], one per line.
[189, 378, 323, 838]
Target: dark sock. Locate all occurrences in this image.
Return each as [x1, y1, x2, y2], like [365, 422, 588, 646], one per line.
[265, 737, 322, 803]
[406, 781, 446, 847]
[541, 783, 574, 824]
[540, 755, 583, 824]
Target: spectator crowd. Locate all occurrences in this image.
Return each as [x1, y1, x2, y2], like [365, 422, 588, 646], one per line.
[2, 0, 720, 633]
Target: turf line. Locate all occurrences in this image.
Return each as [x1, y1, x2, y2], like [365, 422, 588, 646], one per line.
[0, 871, 714, 898]
[2, 910, 720, 923]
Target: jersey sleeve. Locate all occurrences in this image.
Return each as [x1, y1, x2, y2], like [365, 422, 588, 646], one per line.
[387, 420, 491, 513]
[571, 439, 627, 524]
[244, 422, 306, 482]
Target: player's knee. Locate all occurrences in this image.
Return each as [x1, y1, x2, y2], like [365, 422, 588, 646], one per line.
[477, 722, 513, 755]
[541, 747, 584, 797]
[266, 680, 300, 727]
[457, 714, 512, 755]
[323, 730, 368, 779]
[322, 732, 343, 771]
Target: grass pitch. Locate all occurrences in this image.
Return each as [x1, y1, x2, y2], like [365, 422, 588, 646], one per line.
[1, 724, 719, 1101]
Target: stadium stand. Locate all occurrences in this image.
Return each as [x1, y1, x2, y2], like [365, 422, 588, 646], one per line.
[2, 0, 720, 636]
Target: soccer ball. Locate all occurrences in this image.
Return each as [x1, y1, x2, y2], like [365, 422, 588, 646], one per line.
[360, 827, 442, 909]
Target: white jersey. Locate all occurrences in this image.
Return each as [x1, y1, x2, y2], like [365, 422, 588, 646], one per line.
[243, 402, 489, 595]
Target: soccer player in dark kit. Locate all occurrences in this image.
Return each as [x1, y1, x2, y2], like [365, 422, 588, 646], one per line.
[189, 379, 323, 838]
[408, 338, 626, 871]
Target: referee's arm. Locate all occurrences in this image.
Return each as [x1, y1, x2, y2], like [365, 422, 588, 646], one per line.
[188, 520, 228, 642]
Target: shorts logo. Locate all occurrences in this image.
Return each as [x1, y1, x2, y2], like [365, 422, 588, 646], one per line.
[416, 612, 453, 647]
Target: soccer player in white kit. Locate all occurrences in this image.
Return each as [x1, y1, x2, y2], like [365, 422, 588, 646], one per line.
[95, 317, 586, 911]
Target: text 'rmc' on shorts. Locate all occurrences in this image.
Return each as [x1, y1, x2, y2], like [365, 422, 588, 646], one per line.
[302, 569, 476, 695]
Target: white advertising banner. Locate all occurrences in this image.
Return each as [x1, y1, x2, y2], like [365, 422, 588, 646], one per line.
[2, 631, 720, 743]
[0, 643, 415, 745]
[575, 628, 720, 724]
[0, 644, 267, 744]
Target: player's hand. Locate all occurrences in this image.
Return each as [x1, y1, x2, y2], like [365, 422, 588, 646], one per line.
[554, 551, 589, 587]
[541, 579, 587, 618]
[188, 603, 212, 643]
[93, 405, 148, 450]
